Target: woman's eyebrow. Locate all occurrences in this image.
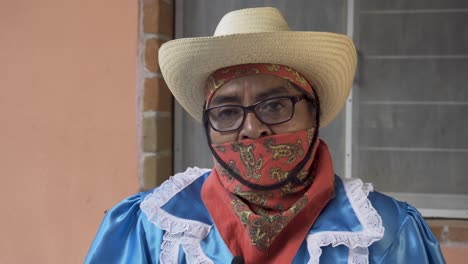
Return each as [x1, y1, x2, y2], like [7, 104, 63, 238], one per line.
[209, 95, 241, 106]
[255, 86, 289, 101]
[210, 86, 290, 106]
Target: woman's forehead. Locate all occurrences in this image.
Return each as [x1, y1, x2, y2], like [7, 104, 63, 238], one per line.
[208, 75, 298, 105]
[204, 64, 314, 107]
[212, 74, 292, 96]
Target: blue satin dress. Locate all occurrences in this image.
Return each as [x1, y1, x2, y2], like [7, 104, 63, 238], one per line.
[85, 167, 445, 263]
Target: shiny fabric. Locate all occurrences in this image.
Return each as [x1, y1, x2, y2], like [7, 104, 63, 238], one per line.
[202, 140, 334, 263]
[85, 171, 446, 264]
[205, 63, 313, 103]
[85, 192, 163, 263]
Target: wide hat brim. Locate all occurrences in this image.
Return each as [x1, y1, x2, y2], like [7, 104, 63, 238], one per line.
[159, 31, 356, 127]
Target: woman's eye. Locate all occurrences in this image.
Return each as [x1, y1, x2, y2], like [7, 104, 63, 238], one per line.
[216, 107, 242, 120]
[261, 100, 285, 112]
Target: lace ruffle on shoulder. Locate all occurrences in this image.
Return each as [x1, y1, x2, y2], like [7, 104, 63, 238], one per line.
[141, 167, 214, 264]
[306, 177, 384, 264]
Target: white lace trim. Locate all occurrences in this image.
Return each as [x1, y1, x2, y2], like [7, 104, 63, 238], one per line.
[348, 247, 369, 264]
[140, 167, 214, 264]
[306, 178, 384, 264]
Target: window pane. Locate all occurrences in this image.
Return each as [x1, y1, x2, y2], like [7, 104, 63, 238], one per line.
[354, 0, 468, 215]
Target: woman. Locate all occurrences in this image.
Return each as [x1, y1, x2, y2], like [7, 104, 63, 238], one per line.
[86, 7, 445, 263]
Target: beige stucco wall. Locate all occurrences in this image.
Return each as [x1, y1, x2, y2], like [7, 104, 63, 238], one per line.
[0, 1, 138, 263]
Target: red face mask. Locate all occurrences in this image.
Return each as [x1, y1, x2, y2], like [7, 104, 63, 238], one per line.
[211, 128, 317, 211]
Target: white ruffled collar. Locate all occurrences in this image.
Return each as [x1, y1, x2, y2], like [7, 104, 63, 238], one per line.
[141, 167, 214, 264]
[305, 177, 384, 264]
[141, 167, 384, 263]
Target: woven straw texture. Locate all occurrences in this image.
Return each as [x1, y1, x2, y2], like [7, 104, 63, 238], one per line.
[159, 7, 356, 127]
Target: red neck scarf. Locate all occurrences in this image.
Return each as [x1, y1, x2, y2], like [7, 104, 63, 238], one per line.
[201, 139, 334, 263]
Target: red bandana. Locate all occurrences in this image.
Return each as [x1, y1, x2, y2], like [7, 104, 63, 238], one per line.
[213, 128, 316, 213]
[205, 63, 313, 104]
[201, 139, 334, 263]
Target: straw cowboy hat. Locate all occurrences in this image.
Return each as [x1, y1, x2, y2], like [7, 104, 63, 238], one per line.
[159, 7, 357, 127]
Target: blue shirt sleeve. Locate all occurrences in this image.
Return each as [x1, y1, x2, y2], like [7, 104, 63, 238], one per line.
[85, 192, 164, 264]
[378, 204, 446, 264]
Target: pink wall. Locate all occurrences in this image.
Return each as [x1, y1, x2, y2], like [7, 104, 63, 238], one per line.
[0, 1, 138, 263]
[443, 246, 468, 264]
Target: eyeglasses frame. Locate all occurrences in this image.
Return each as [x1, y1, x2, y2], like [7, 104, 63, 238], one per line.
[204, 95, 308, 132]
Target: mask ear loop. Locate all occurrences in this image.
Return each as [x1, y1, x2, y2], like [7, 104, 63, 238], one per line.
[203, 86, 321, 191]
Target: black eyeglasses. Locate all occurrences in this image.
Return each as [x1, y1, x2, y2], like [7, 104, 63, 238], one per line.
[204, 95, 306, 132]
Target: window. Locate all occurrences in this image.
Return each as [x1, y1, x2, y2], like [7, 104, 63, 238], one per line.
[353, 0, 468, 218]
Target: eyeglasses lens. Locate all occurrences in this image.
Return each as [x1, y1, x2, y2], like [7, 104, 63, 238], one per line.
[208, 97, 296, 132]
[256, 97, 293, 124]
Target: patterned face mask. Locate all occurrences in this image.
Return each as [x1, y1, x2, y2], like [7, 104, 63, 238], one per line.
[211, 128, 317, 211]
